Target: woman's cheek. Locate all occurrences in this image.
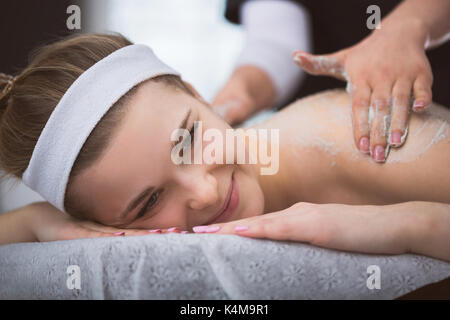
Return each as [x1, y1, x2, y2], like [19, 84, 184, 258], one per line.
[149, 207, 183, 230]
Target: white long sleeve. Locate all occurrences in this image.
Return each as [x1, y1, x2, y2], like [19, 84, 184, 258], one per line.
[235, 0, 311, 107]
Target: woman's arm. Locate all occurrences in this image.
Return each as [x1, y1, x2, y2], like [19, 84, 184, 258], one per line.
[408, 201, 450, 262]
[0, 204, 37, 244]
[0, 201, 152, 245]
[194, 201, 450, 262]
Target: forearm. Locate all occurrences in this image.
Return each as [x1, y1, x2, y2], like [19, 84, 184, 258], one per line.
[229, 65, 276, 113]
[0, 204, 37, 245]
[235, 0, 309, 107]
[381, 0, 450, 48]
[403, 201, 450, 262]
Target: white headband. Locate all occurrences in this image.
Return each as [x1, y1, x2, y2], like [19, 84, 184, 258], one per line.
[22, 44, 180, 213]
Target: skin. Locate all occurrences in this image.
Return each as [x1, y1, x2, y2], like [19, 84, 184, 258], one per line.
[212, 65, 276, 125]
[204, 89, 450, 262]
[214, 0, 450, 163]
[69, 80, 266, 231]
[1, 82, 449, 262]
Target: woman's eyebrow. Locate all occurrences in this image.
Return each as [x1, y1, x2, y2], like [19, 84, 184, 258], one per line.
[119, 108, 192, 222]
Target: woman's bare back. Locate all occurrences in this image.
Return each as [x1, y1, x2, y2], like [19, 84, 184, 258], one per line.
[256, 90, 450, 206]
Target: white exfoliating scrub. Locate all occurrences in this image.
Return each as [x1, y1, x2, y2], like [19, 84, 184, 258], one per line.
[273, 90, 449, 166]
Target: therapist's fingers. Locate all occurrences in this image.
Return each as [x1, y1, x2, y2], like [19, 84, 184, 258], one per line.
[390, 79, 412, 147]
[412, 74, 433, 112]
[369, 83, 394, 163]
[292, 50, 347, 80]
[350, 81, 371, 153]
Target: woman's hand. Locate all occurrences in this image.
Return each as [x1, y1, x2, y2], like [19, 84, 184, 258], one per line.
[292, 19, 432, 163]
[193, 202, 417, 255]
[26, 201, 155, 242]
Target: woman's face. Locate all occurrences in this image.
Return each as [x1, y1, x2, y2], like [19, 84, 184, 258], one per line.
[73, 80, 265, 231]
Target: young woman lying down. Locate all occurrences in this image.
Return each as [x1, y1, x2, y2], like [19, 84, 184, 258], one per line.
[0, 33, 448, 262]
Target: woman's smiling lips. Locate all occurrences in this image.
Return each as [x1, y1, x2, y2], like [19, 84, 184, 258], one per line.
[205, 172, 239, 225]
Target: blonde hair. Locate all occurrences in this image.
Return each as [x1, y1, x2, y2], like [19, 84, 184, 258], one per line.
[0, 32, 193, 219]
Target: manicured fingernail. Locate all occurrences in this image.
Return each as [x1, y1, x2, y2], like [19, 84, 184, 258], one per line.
[167, 227, 181, 233]
[114, 232, 125, 236]
[359, 137, 370, 153]
[147, 229, 161, 233]
[373, 145, 385, 162]
[391, 131, 402, 146]
[413, 100, 426, 111]
[204, 226, 221, 233]
[235, 225, 249, 232]
[193, 226, 209, 233]
[181, 231, 189, 234]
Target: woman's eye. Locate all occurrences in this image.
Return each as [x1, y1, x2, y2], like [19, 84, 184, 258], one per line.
[189, 123, 195, 143]
[140, 190, 161, 216]
[181, 123, 195, 148]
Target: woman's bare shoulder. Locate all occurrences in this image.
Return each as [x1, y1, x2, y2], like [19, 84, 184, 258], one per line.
[254, 89, 351, 132]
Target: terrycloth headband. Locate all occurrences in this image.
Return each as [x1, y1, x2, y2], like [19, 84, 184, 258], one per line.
[22, 44, 180, 213]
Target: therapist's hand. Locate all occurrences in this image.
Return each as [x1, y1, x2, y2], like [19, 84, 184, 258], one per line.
[212, 65, 276, 125]
[292, 19, 432, 162]
[211, 74, 257, 125]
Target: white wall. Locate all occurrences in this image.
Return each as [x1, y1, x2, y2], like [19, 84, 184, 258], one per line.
[104, 0, 245, 101]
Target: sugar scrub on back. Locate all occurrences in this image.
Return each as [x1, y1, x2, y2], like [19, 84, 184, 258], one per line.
[279, 90, 449, 166]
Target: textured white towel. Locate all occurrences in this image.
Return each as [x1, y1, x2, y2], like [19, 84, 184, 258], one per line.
[22, 44, 180, 212]
[1, 234, 449, 299]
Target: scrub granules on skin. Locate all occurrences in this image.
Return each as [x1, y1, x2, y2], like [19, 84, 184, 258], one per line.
[283, 90, 449, 166]
[387, 108, 448, 163]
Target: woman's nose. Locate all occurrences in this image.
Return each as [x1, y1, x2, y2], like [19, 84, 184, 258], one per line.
[187, 173, 219, 211]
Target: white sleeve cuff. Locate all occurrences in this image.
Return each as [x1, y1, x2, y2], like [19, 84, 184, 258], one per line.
[235, 0, 311, 107]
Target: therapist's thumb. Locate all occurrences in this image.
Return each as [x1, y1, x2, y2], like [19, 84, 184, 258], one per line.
[212, 100, 250, 125]
[292, 50, 347, 80]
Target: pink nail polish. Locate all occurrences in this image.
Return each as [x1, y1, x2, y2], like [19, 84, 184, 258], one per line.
[193, 226, 209, 233]
[391, 131, 402, 146]
[181, 231, 189, 234]
[114, 231, 125, 236]
[413, 101, 429, 112]
[204, 226, 221, 233]
[413, 100, 426, 109]
[235, 226, 249, 232]
[147, 229, 161, 233]
[359, 137, 370, 153]
[373, 145, 385, 162]
[167, 227, 181, 233]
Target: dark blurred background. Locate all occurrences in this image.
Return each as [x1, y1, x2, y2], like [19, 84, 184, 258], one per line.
[0, 0, 82, 74]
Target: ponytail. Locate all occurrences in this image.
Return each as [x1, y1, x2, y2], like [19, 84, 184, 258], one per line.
[0, 73, 17, 116]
